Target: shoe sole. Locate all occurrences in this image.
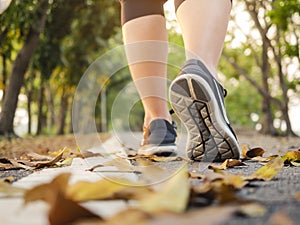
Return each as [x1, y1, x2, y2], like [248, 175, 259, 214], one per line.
[138, 144, 178, 157]
[169, 74, 240, 162]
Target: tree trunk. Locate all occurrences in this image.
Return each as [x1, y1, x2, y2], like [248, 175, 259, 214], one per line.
[275, 30, 294, 136]
[260, 41, 276, 135]
[27, 91, 32, 135]
[1, 54, 7, 105]
[68, 96, 74, 134]
[36, 82, 46, 135]
[25, 70, 36, 135]
[45, 82, 56, 130]
[57, 89, 69, 135]
[0, 0, 49, 136]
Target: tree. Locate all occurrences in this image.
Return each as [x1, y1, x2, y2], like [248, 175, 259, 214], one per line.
[222, 0, 299, 136]
[0, 0, 49, 137]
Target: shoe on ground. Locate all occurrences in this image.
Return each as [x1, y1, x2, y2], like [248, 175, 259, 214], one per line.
[169, 59, 240, 162]
[139, 119, 177, 156]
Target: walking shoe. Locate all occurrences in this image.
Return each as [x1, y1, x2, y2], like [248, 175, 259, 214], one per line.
[169, 59, 240, 162]
[139, 119, 177, 156]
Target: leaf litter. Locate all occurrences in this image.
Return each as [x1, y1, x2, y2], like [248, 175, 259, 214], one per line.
[1, 139, 298, 225]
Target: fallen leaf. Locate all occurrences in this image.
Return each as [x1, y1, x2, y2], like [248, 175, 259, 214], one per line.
[88, 158, 136, 172]
[77, 150, 103, 159]
[282, 151, 300, 164]
[0, 178, 26, 197]
[189, 171, 205, 179]
[209, 159, 246, 170]
[222, 174, 249, 189]
[74, 209, 152, 225]
[24, 173, 71, 204]
[150, 206, 237, 225]
[67, 178, 151, 202]
[248, 156, 284, 181]
[226, 159, 247, 168]
[56, 157, 74, 167]
[146, 155, 188, 162]
[237, 202, 267, 217]
[49, 191, 101, 225]
[139, 166, 190, 213]
[24, 173, 101, 225]
[290, 161, 300, 167]
[34, 148, 66, 169]
[27, 152, 53, 161]
[267, 211, 295, 225]
[294, 193, 300, 200]
[242, 145, 265, 159]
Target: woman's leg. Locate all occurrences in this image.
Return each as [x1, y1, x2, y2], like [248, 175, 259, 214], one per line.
[169, 0, 240, 161]
[121, 0, 171, 128]
[175, 0, 232, 77]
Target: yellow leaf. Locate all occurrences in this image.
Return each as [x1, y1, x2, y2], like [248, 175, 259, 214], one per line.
[237, 203, 267, 217]
[248, 156, 284, 181]
[222, 174, 249, 189]
[282, 151, 300, 163]
[291, 161, 300, 167]
[32, 148, 66, 169]
[139, 166, 190, 213]
[67, 178, 150, 202]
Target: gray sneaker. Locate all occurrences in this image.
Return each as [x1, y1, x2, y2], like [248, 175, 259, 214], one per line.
[139, 119, 177, 156]
[169, 59, 240, 162]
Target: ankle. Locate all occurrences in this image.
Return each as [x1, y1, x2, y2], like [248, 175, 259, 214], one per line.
[144, 115, 172, 128]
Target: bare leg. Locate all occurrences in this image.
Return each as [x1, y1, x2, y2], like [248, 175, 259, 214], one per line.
[122, 15, 171, 127]
[176, 0, 231, 77]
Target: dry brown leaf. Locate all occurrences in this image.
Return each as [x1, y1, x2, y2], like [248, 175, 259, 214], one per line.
[222, 174, 249, 189]
[294, 193, 300, 200]
[88, 158, 137, 172]
[139, 166, 190, 213]
[146, 155, 187, 162]
[242, 145, 265, 159]
[226, 159, 247, 168]
[247, 156, 284, 181]
[26, 152, 53, 161]
[33, 148, 66, 169]
[212, 181, 242, 204]
[189, 171, 205, 179]
[73, 209, 152, 225]
[150, 206, 237, 225]
[267, 211, 295, 225]
[24, 173, 101, 225]
[209, 159, 246, 170]
[67, 178, 150, 202]
[77, 150, 103, 159]
[24, 173, 71, 204]
[48, 191, 101, 225]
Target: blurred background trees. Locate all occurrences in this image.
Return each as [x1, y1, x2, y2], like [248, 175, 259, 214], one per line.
[0, 0, 299, 137]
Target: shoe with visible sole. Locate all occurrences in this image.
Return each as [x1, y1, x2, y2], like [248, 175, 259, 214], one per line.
[139, 119, 177, 156]
[169, 59, 240, 162]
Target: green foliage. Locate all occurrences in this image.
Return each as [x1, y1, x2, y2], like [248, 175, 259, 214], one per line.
[267, 0, 300, 31]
